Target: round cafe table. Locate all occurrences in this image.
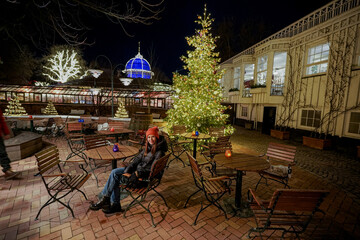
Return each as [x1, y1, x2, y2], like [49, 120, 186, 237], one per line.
[213, 152, 270, 216]
[180, 132, 211, 159]
[84, 145, 138, 169]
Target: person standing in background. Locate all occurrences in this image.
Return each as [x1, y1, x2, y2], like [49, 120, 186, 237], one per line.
[0, 109, 20, 180]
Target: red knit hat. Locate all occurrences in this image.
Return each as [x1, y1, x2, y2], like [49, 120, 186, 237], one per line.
[146, 126, 159, 139]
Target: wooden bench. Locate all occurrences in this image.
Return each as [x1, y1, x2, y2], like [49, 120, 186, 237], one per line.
[248, 188, 329, 239]
[255, 142, 296, 190]
[5, 132, 43, 161]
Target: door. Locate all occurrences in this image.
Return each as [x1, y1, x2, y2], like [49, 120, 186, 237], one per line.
[262, 107, 276, 135]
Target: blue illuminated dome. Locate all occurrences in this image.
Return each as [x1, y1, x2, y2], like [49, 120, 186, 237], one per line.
[124, 45, 153, 79]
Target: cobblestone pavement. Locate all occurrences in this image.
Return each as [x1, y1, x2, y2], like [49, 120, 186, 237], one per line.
[230, 126, 360, 204]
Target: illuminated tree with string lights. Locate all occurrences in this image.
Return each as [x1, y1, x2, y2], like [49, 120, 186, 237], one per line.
[166, 6, 234, 135]
[43, 45, 86, 83]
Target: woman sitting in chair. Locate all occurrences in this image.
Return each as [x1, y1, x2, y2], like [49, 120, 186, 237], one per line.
[89, 126, 168, 214]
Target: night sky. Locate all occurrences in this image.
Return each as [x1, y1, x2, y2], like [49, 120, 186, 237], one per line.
[82, 0, 333, 79]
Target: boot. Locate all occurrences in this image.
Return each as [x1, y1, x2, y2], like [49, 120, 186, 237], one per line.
[102, 203, 123, 214]
[89, 196, 110, 211]
[4, 170, 20, 180]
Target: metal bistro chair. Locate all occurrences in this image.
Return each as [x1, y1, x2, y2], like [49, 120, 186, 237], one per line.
[34, 145, 91, 220]
[83, 135, 112, 187]
[199, 139, 237, 178]
[255, 142, 297, 191]
[248, 188, 329, 239]
[65, 122, 85, 160]
[163, 132, 188, 167]
[120, 154, 170, 227]
[184, 152, 231, 225]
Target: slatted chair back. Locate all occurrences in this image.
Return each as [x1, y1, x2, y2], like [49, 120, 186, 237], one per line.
[172, 125, 187, 135]
[83, 135, 108, 150]
[209, 127, 225, 138]
[187, 151, 203, 179]
[108, 121, 125, 129]
[216, 135, 231, 143]
[80, 115, 92, 123]
[148, 154, 171, 180]
[35, 145, 61, 175]
[266, 142, 296, 164]
[208, 141, 232, 157]
[122, 154, 170, 227]
[67, 122, 83, 133]
[268, 189, 328, 212]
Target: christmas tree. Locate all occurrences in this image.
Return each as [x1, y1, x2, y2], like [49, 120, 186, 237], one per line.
[166, 6, 234, 135]
[44, 101, 58, 115]
[4, 95, 28, 116]
[114, 98, 129, 118]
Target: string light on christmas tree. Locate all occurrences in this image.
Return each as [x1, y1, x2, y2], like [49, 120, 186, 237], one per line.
[43, 101, 58, 115]
[165, 5, 234, 136]
[114, 98, 129, 118]
[4, 95, 28, 116]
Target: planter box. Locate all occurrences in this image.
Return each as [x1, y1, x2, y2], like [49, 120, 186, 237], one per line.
[271, 129, 290, 140]
[302, 136, 332, 150]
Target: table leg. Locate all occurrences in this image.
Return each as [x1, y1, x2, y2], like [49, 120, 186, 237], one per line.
[193, 139, 197, 159]
[112, 160, 117, 169]
[30, 120, 34, 132]
[235, 170, 243, 209]
[115, 135, 119, 143]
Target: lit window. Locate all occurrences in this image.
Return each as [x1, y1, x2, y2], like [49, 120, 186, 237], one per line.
[271, 52, 287, 96]
[300, 109, 321, 127]
[241, 106, 248, 117]
[257, 55, 268, 85]
[243, 64, 254, 97]
[233, 67, 241, 89]
[305, 43, 329, 75]
[348, 112, 360, 134]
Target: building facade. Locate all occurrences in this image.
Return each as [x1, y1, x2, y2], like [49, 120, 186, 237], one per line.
[220, 0, 360, 140]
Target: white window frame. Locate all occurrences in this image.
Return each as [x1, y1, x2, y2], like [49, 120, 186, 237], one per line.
[241, 106, 248, 117]
[272, 52, 287, 85]
[257, 55, 268, 85]
[305, 43, 330, 76]
[348, 111, 360, 134]
[233, 67, 241, 89]
[300, 109, 321, 128]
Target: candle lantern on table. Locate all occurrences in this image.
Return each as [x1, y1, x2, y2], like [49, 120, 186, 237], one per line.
[110, 127, 115, 132]
[195, 131, 199, 136]
[192, 131, 196, 136]
[113, 144, 119, 152]
[225, 149, 232, 158]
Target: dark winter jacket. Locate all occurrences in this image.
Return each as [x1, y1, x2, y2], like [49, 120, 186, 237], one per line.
[124, 135, 168, 179]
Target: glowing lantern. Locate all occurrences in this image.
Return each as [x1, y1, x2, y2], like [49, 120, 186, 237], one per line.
[192, 131, 196, 136]
[28, 115, 33, 119]
[113, 144, 119, 152]
[225, 150, 232, 158]
[110, 127, 115, 132]
[195, 131, 199, 136]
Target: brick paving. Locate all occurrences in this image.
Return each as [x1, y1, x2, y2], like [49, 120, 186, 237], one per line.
[0, 127, 359, 239]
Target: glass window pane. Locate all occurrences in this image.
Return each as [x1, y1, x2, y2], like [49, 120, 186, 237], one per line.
[301, 118, 306, 125]
[348, 123, 359, 133]
[315, 111, 321, 119]
[350, 112, 360, 122]
[314, 120, 320, 127]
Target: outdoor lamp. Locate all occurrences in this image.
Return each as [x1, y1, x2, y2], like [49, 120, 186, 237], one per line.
[225, 150, 232, 158]
[192, 131, 196, 136]
[110, 127, 115, 132]
[119, 77, 133, 86]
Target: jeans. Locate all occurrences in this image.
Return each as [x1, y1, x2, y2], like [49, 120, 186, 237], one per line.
[99, 167, 127, 204]
[0, 137, 11, 173]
